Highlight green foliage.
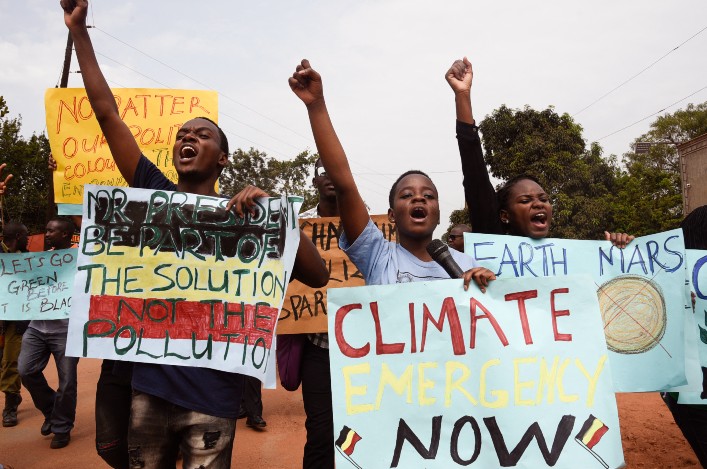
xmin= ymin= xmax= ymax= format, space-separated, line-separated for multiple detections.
xmin=219 ymin=148 xmax=319 ymax=211
xmin=477 ymin=105 xmax=617 ymax=239
xmin=0 ymin=98 xmax=51 ymax=233
xmin=611 ymin=102 xmax=707 ymax=236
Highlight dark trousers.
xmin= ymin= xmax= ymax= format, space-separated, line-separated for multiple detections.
xmin=664 ymin=393 xmax=707 ymax=467
xmin=128 ymin=391 xmax=236 ymax=469
xmin=96 ymin=360 xmax=133 ymax=469
xmin=241 ymin=375 xmax=263 ymax=418
xmin=301 ymin=340 xmax=333 ymax=469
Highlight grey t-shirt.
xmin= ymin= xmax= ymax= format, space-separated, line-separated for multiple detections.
xmin=340 ymin=219 xmax=478 ymax=286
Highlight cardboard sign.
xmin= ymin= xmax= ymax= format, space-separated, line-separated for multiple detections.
xmin=278 ymin=214 xmax=396 ymax=334
xmin=678 ymin=249 xmax=707 ymax=404
xmin=66 ymin=185 xmax=300 ymax=387
xmin=44 ymin=88 xmax=218 ymax=205
xmin=0 ymin=248 xmax=76 ymax=320
xmin=465 ymin=230 xmax=690 ymax=392
xmin=328 ymin=276 xmax=624 ymax=468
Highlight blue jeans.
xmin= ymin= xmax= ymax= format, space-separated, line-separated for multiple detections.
xmin=18 ymin=327 xmax=79 ymax=434
xmin=128 ymin=391 xmax=236 ymax=469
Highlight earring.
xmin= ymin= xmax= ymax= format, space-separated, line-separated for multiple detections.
xmin=502 ymin=219 xmax=509 ymax=224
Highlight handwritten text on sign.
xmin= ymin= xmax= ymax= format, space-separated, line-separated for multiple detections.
xmin=465 ymin=230 xmax=688 ymax=393
xmin=278 ymin=214 xmax=396 ymax=334
xmin=0 ymin=249 xmax=76 ymax=320
xmin=328 ymin=276 xmax=623 ymax=468
xmin=44 ymin=88 xmax=218 ymax=205
xmin=66 ymin=185 xmax=300 ymax=387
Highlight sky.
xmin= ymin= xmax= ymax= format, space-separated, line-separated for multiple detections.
xmin=1 ymin=0 xmax=706 ymax=235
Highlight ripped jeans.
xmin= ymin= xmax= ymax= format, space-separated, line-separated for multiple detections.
xmin=128 ymin=391 xmax=236 ymax=469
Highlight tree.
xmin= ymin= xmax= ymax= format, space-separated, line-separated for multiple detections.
xmin=0 ymin=97 xmax=52 ymax=233
xmin=476 ymin=105 xmax=618 ymax=240
xmin=611 ymin=102 xmax=707 ymax=236
xmin=219 ymin=148 xmax=319 ymax=210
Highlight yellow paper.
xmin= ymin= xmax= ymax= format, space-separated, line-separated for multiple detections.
xmin=44 ymin=88 xmax=218 ymax=204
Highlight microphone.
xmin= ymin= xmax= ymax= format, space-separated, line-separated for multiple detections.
xmin=426 ymin=239 xmax=464 ymax=279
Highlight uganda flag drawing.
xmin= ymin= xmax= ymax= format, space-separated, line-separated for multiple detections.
xmin=66 ymin=185 xmax=302 ymax=387
xmin=335 ymin=425 xmax=363 ymax=468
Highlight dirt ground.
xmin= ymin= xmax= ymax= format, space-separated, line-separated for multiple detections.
xmin=0 ymin=359 xmax=700 ymax=468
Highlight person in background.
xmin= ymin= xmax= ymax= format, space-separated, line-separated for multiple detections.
xmin=18 ymin=217 xmax=78 ymax=449
xmin=663 ymin=205 xmax=707 ymax=467
xmin=239 ymin=377 xmax=266 ymax=429
xmin=0 ymin=164 xmax=31 ymax=429
xmin=298 ymin=158 xmax=339 ymax=468
xmin=1 ymin=220 xmax=30 ymax=428
xmin=447 ymin=223 xmax=471 ymax=252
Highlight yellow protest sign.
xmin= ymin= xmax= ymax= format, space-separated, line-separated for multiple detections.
xmin=44 ymin=88 xmax=218 ymax=205
xmin=277 ymin=214 xmax=396 ymax=334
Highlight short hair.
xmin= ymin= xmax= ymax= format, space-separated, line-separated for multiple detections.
xmin=195 ymin=116 xmax=229 ymax=156
xmin=2 ymin=221 xmax=28 ymax=239
xmin=388 ymin=170 xmax=434 ymax=208
xmin=48 ymin=217 xmax=76 ymax=235
xmin=451 ymin=224 xmax=471 ymax=233
xmin=497 ymin=174 xmax=543 ymax=212
xmin=681 ymin=205 xmax=707 ymax=250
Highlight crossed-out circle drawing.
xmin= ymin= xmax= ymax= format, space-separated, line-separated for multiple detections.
xmin=597 ymin=275 xmax=667 ymax=354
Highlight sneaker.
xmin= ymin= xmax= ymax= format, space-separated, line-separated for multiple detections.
xmin=50 ymin=432 xmax=71 ymax=449
xmin=246 ymin=416 xmax=266 ymax=429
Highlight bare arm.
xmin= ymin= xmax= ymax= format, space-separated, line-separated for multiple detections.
xmin=288 ymin=60 xmax=370 ymax=243
xmin=291 ymin=234 xmax=329 ymax=287
xmin=61 ymin=0 xmax=141 ymax=184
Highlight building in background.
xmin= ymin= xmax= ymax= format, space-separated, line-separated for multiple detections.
xmin=678 ymin=132 xmax=707 ymax=215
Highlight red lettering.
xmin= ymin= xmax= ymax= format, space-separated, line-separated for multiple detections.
xmin=62 ymin=137 xmax=78 ymax=158
xmin=56 ymin=97 xmax=79 ymax=134
xmin=409 ymin=303 xmax=417 ymax=353
xmin=371 ymin=302 xmax=404 ymax=355
xmin=171 ymin=96 xmax=184 ymax=115
xmin=82 ymin=135 xmax=99 ymax=153
xmin=156 ymin=94 xmax=172 ymax=116
xmin=140 ymin=128 xmax=156 ymax=145
xmin=135 ymin=94 xmax=151 ymax=118
xmin=189 ymin=96 xmax=209 ymax=115
xmin=129 ymin=125 xmax=141 ymax=140
xmin=78 ymin=96 xmax=94 ymax=120
xmin=120 ymin=97 xmax=139 ymax=120
xmin=551 ymin=288 xmax=572 ymax=341
xmin=470 ymin=298 xmax=508 ymax=348
xmin=504 ymin=290 xmax=538 ymax=345
xmin=335 ymin=303 xmax=369 ymax=358
xmin=420 ymin=297 xmax=465 ymax=355
xmin=154 ymin=127 xmax=166 ymax=144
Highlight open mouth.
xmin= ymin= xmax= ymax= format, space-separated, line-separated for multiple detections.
xmin=411 ymin=206 xmax=427 ymax=221
xmin=531 ymin=212 xmax=547 ymax=227
xmin=180 ymin=144 xmax=197 ymax=160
